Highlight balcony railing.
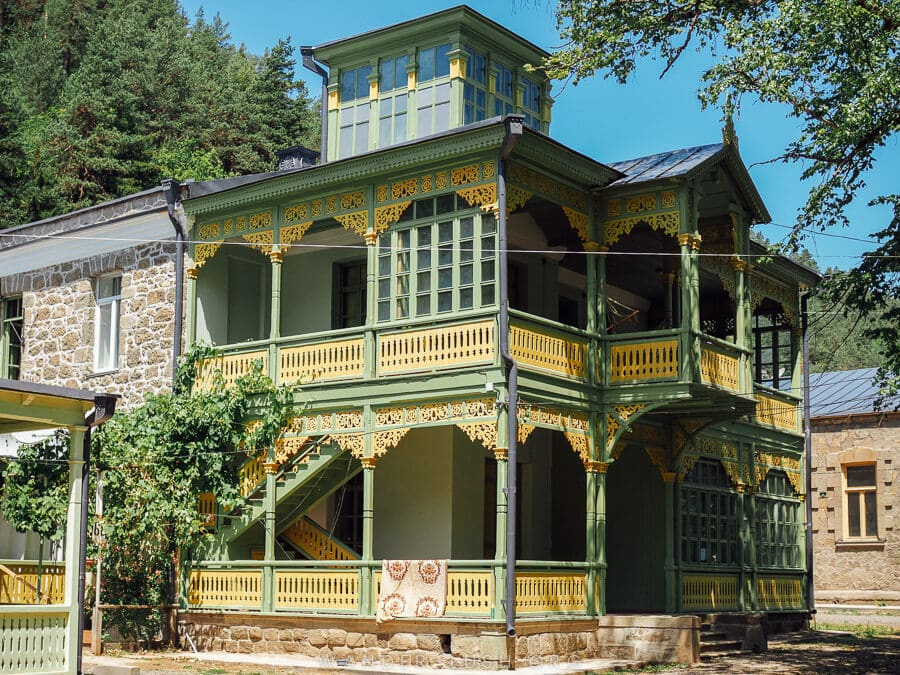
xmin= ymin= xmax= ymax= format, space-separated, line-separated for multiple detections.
xmin=186 ymin=559 xmax=592 ymax=619
xmin=699 ymin=337 xmax=741 ymax=392
xmin=607 ymin=329 xmax=680 ymax=384
xmin=754 ymin=385 xmax=801 ymax=432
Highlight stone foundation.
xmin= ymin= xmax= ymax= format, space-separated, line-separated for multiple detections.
xmin=179 ymin=612 xmax=700 ymax=669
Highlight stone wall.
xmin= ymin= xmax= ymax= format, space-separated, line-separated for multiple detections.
xmin=179 ymin=612 xmax=700 ymax=669
xmin=810 ymin=415 xmax=900 ymax=603
xmin=1 ymin=241 xmax=180 ymax=409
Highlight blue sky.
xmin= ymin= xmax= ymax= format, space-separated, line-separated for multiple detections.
xmin=179 ymin=0 xmax=897 ymax=271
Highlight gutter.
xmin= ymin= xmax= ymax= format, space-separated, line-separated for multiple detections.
xmin=162 ymin=179 xmax=187 ymax=385
xmin=498 ymin=115 xmax=524 ymax=639
xmin=300 ymin=48 xmax=329 ymax=164
xmin=801 ymin=291 xmax=815 ymax=617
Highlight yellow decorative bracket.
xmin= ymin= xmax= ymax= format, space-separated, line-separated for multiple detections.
xmin=562 ymin=207 xmax=590 ymax=242
xmin=373 ymin=428 xmax=410 ymax=457
xmin=335 ymin=211 xmax=369 ymax=239
xmin=605 ymin=212 xmax=681 ymax=247
xmin=456 ymin=182 xmax=498 ymax=214
xmin=189 ymin=241 xmax=224 ymax=278
xmin=279 ymin=221 xmax=313 ymax=249
xmin=507 ymin=185 xmax=532 ymax=214
xmin=374 ymin=201 xmax=412 ymax=235
xmin=457 ymin=422 xmax=498 ymax=450
xmin=335 ymin=434 xmax=365 ymax=459
xmin=242 ymin=231 xmax=275 ymax=255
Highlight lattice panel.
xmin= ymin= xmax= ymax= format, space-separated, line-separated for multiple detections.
xmin=379 ymin=320 xmax=494 ymax=374
xmin=756 ymin=576 xmax=803 ymax=611
xmin=279 ymin=339 xmax=364 ymax=384
xmin=609 ymin=340 xmax=679 ymax=382
xmin=275 ymin=571 xmax=359 ymax=612
xmin=0 ymin=565 xmax=65 ymax=605
xmin=509 ymin=324 xmax=587 ymax=380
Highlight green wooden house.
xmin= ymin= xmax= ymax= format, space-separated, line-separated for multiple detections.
xmin=178 ymin=6 xmax=817 ymax=664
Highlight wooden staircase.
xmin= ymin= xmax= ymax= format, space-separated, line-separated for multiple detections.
xmin=279 ymin=515 xmax=360 ymax=561
xmin=699 ymin=621 xmax=744 ymax=657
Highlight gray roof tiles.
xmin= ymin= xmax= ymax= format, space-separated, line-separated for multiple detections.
xmin=809 ymin=368 xmax=900 ymax=417
xmin=608 ymin=144 xmax=723 ymax=186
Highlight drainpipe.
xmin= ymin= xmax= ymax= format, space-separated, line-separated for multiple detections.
xmin=162 ymin=179 xmax=187 ymax=386
xmin=498 ymin=115 xmax=523 ymax=639
xmin=300 ymin=47 xmax=329 ymax=163
xmin=801 ymin=290 xmax=815 ymax=617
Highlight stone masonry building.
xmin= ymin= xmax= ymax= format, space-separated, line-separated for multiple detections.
xmin=809 ymin=368 xmax=900 ymax=605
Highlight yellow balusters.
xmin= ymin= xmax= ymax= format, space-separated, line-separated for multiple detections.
xmin=609 ymin=339 xmax=678 ymax=382
xmin=681 ymin=574 xmax=739 ymax=611
xmin=514 ymin=572 xmax=586 ymax=613
xmin=280 ymin=518 xmax=359 ymax=561
xmin=280 ymin=338 xmax=364 ymax=384
xmin=197 ymin=493 xmax=216 ymax=528
xmin=238 ymin=454 xmax=266 ymax=496
xmin=446 ymin=571 xmax=493 ymax=616
xmin=0 ymin=564 xmax=66 ymax=604
xmin=755 ymin=393 xmax=799 ymax=431
xmin=756 ymin=576 xmax=803 ymax=610
xmin=379 ymin=320 xmax=494 ymax=374
xmin=275 ymin=571 xmax=359 ymax=611
xmin=700 ymin=346 xmax=739 ymax=391
xmin=195 ymin=350 xmax=268 ymax=390
xmin=509 ymin=324 xmax=587 ymax=380
xmin=188 ymin=570 xmax=262 ymax=608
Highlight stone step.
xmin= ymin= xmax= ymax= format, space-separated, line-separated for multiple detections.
xmin=700 ymin=638 xmax=743 ymax=654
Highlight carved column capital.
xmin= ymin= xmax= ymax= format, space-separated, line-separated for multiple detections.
xmin=361 ymin=457 xmax=378 ymax=469
xmin=584 ymin=460 xmax=609 ymax=474
xmin=493 ymin=448 xmax=508 ymax=461
xmin=263 ymin=462 xmax=280 ymax=474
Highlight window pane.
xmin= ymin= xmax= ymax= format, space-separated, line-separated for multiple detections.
xmin=341 ymin=70 xmax=356 ymax=101
xmin=438 ymin=291 xmax=452 ymax=312
xmin=460 ymin=264 xmax=473 ymax=285
xmin=419 ymin=48 xmax=435 ymax=81
xmin=481 ymin=260 xmax=495 ymax=282
xmin=438 ymin=268 xmax=452 ymax=289
xmin=417 ymin=106 xmax=431 ymax=137
xmin=396 ymin=297 xmax=408 ymax=319
xmin=481 ymin=284 xmax=494 ymax=305
xmin=847 ymin=465 xmax=875 ymax=487
xmin=356 ymin=65 xmax=371 ymax=99
xmin=436 ymin=194 xmax=455 ymax=214
xmin=394 ymin=112 xmax=406 ymax=144
xmin=417 ymin=271 xmax=431 ymax=292
xmin=378 ymin=301 xmax=390 ymax=322
xmin=865 ymin=491 xmax=878 ymax=537
xmin=460 ymin=287 xmax=473 ymax=309
xmin=339 ymin=125 xmax=353 ymax=158
xmin=435 ymin=43 xmax=450 ymax=77
xmin=395 ymin=55 xmax=409 ymax=84
xmin=98 ymin=276 xmax=120 ymax=298
xmin=380 ymin=60 xmax=394 ymax=92
xmin=416 ymin=295 xmax=430 ymax=316
xmin=355 ymin=121 xmax=369 ymax=154
xmin=379 ymin=117 xmax=392 ymax=148
xmin=848 ymin=492 xmax=861 ymax=537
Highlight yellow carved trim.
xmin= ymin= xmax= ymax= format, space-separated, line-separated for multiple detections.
xmin=614 ymin=404 xmax=645 ymax=422
xmin=369 ymin=80 xmax=378 ymax=101
xmin=457 ymin=422 xmax=498 ymax=449
xmin=562 ymin=207 xmax=590 ymax=243
xmin=335 ymin=210 xmax=369 ymax=238
xmin=584 ymin=460 xmax=609 ymax=474
xmin=328 ymin=89 xmax=339 ymax=111
xmin=249 ymin=211 xmax=272 ymax=230
xmin=563 ymin=431 xmax=590 ymax=463
xmin=449 ymin=57 xmax=465 ymax=79
xmin=391 ymin=178 xmax=418 ymax=200
xmin=407 ymin=71 xmax=416 ymax=90
xmin=607 ymin=199 xmax=621 ymax=217
xmin=376 ymin=185 xmax=389 ymax=203
xmin=661 ymin=191 xmax=676 ymax=208
xmin=517 ymin=423 xmax=536 ymax=445
xmin=193 ymin=241 xmax=223 ymax=269
xmin=483 ymin=161 xmax=495 ymax=179
xmin=374 ymin=201 xmax=412 ymax=234
xmin=626 ymin=193 xmax=658 ymax=214
xmin=373 ymin=428 xmax=410 ymax=457
xmin=421 ymin=174 xmax=433 ymax=192
xmin=198 ymin=222 xmax=221 ymax=239
xmin=364 ymin=232 xmax=377 ymax=246
xmin=242 ymin=231 xmax=274 ymax=255
xmin=605 ymin=212 xmax=680 ymax=246
xmin=361 ymin=457 xmax=377 ymax=469
xmin=340 ymin=190 xmax=366 ymax=210
xmin=507 ymin=185 xmax=532 ymax=214
xmin=451 ymin=164 xmax=479 ymax=186
xmin=268 ymin=249 xmax=284 ymax=264
xmin=335 ymin=434 xmax=365 ymax=459
xmin=187 ymin=267 xmax=199 ymax=280
xmin=284 ymin=203 xmax=309 ymax=222
xmin=279 ymin=221 xmax=313 ymax=248
xmin=493 ymin=448 xmax=508 ymax=461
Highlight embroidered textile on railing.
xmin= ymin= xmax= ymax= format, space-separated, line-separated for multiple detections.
xmin=375 ymin=559 xmax=447 ymax=623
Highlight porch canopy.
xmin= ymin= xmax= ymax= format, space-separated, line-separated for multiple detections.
xmin=0 ymin=379 xmax=116 ymax=675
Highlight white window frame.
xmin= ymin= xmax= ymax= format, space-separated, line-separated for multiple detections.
xmin=94 ymin=274 xmax=121 ymax=372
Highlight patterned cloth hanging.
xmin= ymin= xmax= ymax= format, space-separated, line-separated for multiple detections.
xmin=375 ymin=559 xmax=448 ymax=623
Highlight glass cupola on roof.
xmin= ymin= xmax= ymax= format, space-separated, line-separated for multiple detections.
xmin=313 ymin=5 xmax=553 ymax=161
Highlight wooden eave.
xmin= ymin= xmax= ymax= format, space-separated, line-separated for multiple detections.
xmin=686 ymin=143 xmax=771 ymax=224
xmin=0 ymin=379 xmax=114 ymax=432
xmin=749 ymin=241 xmax=822 ymax=289
xmin=512 ymin=129 xmax=624 ymax=190
xmin=313 ymin=5 xmax=549 ymax=68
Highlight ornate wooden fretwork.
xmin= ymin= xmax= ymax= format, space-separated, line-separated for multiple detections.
xmin=457 ymin=423 xmax=497 ymax=449
xmin=584 ymin=460 xmax=609 ymax=474
xmin=614 ymin=404 xmax=644 ymax=422
xmin=562 ymin=207 xmax=590 ymax=242
xmin=376 ymin=185 xmax=389 ymax=203
xmin=507 ymin=185 xmax=532 ymax=214
xmin=456 ymin=183 xmax=498 ymax=213
xmin=517 ymin=405 xmax=588 ymax=433
xmin=612 ymin=423 xmax=667 ymax=460
xmin=661 ymin=191 xmax=676 ymax=208
xmin=374 ymin=201 xmax=412 ymax=234
xmin=286 ymin=411 xmax=364 ymax=435
xmin=605 ymin=212 xmax=681 ymax=246
xmin=507 ymin=162 xmax=588 ymax=212
xmin=373 ymin=399 xmax=496 ymax=430
xmin=692 ymin=437 xmax=749 ymax=487
xmin=335 ymin=434 xmax=365 ymax=459
xmin=340 ymin=190 xmax=366 ymax=210
xmin=249 ymin=211 xmax=272 ymax=230
xmin=482 ymin=160 xmax=496 ymax=179
xmin=421 ymin=174 xmax=433 ymax=192
xmin=564 ymin=431 xmax=590 ymax=464
xmin=274 ymin=436 xmax=311 ymax=464
xmin=198 ymin=222 xmax=221 ymax=239
xmin=493 ymin=448 xmax=508 ymax=461
xmin=755 ymin=452 xmax=803 ymax=495
xmin=374 ymin=428 xmax=410 ymax=457
xmin=242 ymin=231 xmax=274 ymax=255
xmin=192 ymin=242 xmax=223 ymax=274
xmin=606 ymin=416 xmax=619 ymax=445
xmin=517 ymin=423 xmax=535 ymax=445
xmin=435 ymin=172 xmax=448 ymax=189
xmin=751 ymin=276 xmax=799 ymax=327
xmin=284 ymin=203 xmax=309 ymax=222
xmin=677 ymin=233 xmax=702 ymax=251
xmin=626 ymin=193 xmax=658 ymax=214
xmin=450 ymin=164 xmax=479 ymax=186
xmin=391 ymin=178 xmax=418 ymax=200
xmin=279 ymin=221 xmax=313 ymax=248
xmin=335 ymin=211 xmax=369 ymax=238
xmin=360 ymin=456 xmax=378 ymax=469
xmin=607 ymin=199 xmax=621 ymax=217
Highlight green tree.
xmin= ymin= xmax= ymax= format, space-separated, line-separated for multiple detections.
xmin=544 ymin=0 xmax=900 ymax=401
xmin=1 ymin=430 xmax=69 ymax=542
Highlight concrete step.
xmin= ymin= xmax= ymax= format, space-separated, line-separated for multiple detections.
xmin=700 ymin=638 xmax=744 ymax=654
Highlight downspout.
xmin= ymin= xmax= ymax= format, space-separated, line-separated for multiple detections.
xmin=801 ymin=290 xmax=815 ymax=617
xmin=162 ymin=178 xmax=186 ymax=386
xmin=76 ymin=395 xmax=117 ymax=675
xmin=300 ymin=47 xmax=329 ymax=163
xmin=499 ymin=115 xmax=523 ymax=639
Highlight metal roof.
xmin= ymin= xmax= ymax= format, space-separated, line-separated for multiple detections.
xmin=608 ymin=144 xmax=723 ymax=185
xmin=809 ymin=368 xmax=900 ymax=417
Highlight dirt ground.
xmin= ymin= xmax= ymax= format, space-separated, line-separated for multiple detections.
xmin=84 ymin=610 xmax=900 ymax=675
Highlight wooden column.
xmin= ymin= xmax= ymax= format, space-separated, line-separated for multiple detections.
xmin=360 ymin=450 xmax=377 ymax=616
xmin=662 ymin=471 xmax=677 ymax=614
xmin=268 ymin=249 xmax=283 ymax=383
xmin=493 ymin=447 xmax=508 ymax=621
xmin=594 ymin=462 xmax=608 ymax=615
xmin=262 ymin=455 xmax=279 ymax=613
xmin=64 ymin=426 xmax=87 ymax=671
xmin=185 ymin=269 xmax=198 ymax=348
xmin=363 ymin=228 xmax=378 ymax=379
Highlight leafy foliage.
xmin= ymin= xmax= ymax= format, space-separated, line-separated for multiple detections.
xmin=544 ymin=0 xmax=900 ymax=402
xmin=0 ymin=0 xmax=319 ymax=226
xmin=94 ymin=344 xmax=294 ymax=624
xmin=1 ymin=430 xmax=70 ymax=541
